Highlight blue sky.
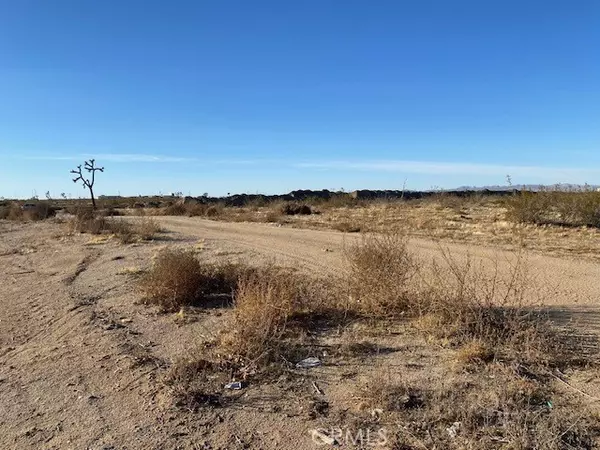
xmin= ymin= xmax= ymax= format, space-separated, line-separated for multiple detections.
xmin=1 ymin=0 xmax=599 ymax=198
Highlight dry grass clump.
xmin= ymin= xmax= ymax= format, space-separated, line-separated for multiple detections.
xmin=218 ymin=266 xmax=304 ymax=363
xmin=277 ymin=201 xmax=313 ymax=215
xmin=332 ymin=221 xmax=362 ymax=233
xmin=344 ymin=232 xmax=581 ymax=369
xmin=455 ymin=340 xmax=495 ymax=366
xmin=378 ymin=365 xmax=600 ymax=449
xmin=310 ymin=194 xmax=360 ymax=209
xmin=265 ymin=210 xmax=283 ymax=223
xmin=68 ymin=208 xmax=161 ymax=243
xmin=67 ymin=208 xmax=104 ymax=233
xmin=161 ymin=202 xmax=224 ymax=218
xmin=139 ymin=249 xmax=244 ymax=311
xmin=344 ymin=233 xmax=418 ymax=317
xmin=0 ymin=202 xmax=56 ymax=221
xmin=0 ymin=203 xmax=23 ymax=220
xmin=354 ymin=369 xmax=423 ymax=412
xmin=507 ymin=188 xmax=600 ymax=228
xmin=162 ymin=203 xmax=187 ymax=216
xmin=217 ymin=265 xmax=347 ymax=370
xmin=140 ymin=249 xmax=208 ymax=311
xmin=134 ymin=217 xmax=163 ymax=240
xmin=341 ymin=231 xmax=600 ymax=447
xmin=415 ymin=251 xmax=568 ymax=367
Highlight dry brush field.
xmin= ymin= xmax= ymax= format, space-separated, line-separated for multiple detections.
xmin=1 ymin=197 xmax=600 ymax=449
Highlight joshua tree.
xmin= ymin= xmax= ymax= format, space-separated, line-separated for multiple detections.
xmin=70 ymin=159 xmax=104 ymax=209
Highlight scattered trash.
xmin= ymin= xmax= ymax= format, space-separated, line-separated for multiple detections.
xmin=446 ymin=421 xmax=461 ymax=438
xmin=310 ymin=429 xmax=337 ymax=446
xmin=296 ymin=357 xmax=322 ymax=369
xmin=104 ymin=321 xmax=124 ymax=331
xmin=312 ymin=381 xmax=325 ymax=395
xmin=224 ymin=381 xmax=245 ymax=390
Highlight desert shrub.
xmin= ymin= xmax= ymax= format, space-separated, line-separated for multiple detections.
xmin=344 ymin=233 xmax=418 ymax=316
xmin=218 ymin=265 xmax=343 ymax=366
xmin=68 ymin=208 xmax=159 ymax=243
xmin=344 ymin=233 xmax=577 ymax=367
xmin=162 ymin=202 xmax=224 ymax=218
xmin=67 ymin=207 xmax=101 ymax=233
xmin=25 ymin=202 xmax=56 ymax=220
xmin=100 ymin=206 xmax=123 ymax=216
xmin=245 ymin=197 xmax=270 ymax=209
xmin=310 ymin=194 xmax=359 ymax=208
xmin=0 ymin=202 xmax=55 ymax=221
xmin=139 ymin=249 xmax=245 ymax=311
xmin=185 ymin=203 xmax=209 ymax=216
xmin=505 ymin=190 xmax=555 ymax=225
xmin=134 ymin=217 xmax=162 ymax=240
xmin=278 ymin=202 xmax=312 ymax=215
xmin=414 ymin=250 xmax=564 ymax=366
xmin=106 ymin=219 xmax=138 ymax=243
xmin=507 ymin=188 xmax=600 ymax=228
xmin=265 ymin=210 xmax=282 ymax=223
xmin=382 ymin=365 xmax=600 ymax=449
xmin=163 ymin=203 xmax=188 ymax=216
xmin=140 ymin=249 xmax=205 ymax=311
xmin=219 ymin=266 xmax=302 ymax=361
xmin=332 ymin=221 xmax=362 ymax=233
xmin=205 ymin=204 xmax=223 ymax=217
xmin=0 ymin=203 xmax=21 ymax=220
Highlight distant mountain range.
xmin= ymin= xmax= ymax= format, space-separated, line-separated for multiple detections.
xmin=450 ymin=184 xmax=600 ymax=192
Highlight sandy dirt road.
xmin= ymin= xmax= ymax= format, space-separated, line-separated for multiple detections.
xmin=155 ymin=216 xmax=600 ymax=306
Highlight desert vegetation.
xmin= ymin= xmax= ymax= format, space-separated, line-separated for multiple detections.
xmin=70 ymin=159 xmax=104 ymax=209
xmin=65 ymin=188 xmax=592 ymax=260
xmin=506 ymin=187 xmax=600 ymax=228
xmin=3 ymin=183 xmax=600 ymax=448
xmin=2 ymin=198 xmax=600 ymax=449
xmin=0 ymin=201 xmax=56 ymax=221
xmin=5 ymin=188 xmax=600 ymax=259
xmin=66 ymin=207 xmax=162 ymax=243
xmin=134 ymin=231 xmax=600 ymax=449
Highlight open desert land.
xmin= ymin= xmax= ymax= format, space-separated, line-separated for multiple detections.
xmin=1 ymin=199 xmax=600 ymax=450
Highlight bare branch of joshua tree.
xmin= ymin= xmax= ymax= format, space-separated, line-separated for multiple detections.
xmin=70 ymin=159 xmax=104 ymax=209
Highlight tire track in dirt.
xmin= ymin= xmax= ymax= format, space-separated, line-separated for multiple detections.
xmin=0 ymin=228 xmax=170 ymax=449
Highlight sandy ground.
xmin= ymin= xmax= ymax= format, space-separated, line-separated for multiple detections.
xmin=155 ymin=217 xmax=600 ymax=322
xmin=1 ymin=218 xmax=599 ymax=449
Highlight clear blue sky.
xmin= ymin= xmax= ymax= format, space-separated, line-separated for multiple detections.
xmin=1 ymin=0 xmax=599 ymax=198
